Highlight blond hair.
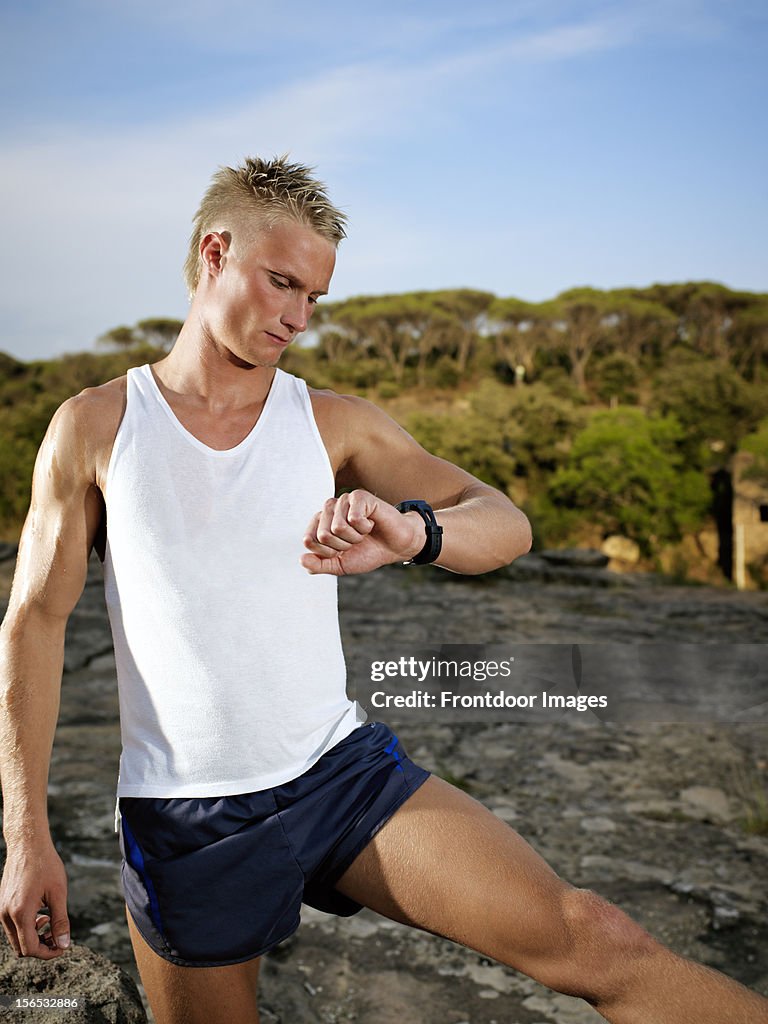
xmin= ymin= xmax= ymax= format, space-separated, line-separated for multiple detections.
xmin=183 ymin=155 xmax=347 ymax=298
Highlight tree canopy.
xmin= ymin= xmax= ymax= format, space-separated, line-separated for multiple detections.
xmin=2 ymin=280 xmax=767 ymax=582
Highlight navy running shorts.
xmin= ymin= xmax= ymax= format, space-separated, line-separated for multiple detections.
xmin=117 ymin=721 xmax=430 ymax=967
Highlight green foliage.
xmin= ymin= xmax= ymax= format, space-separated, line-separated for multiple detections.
xmin=406 ymin=405 xmax=518 ymax=494
xmin=652 ymin=357 xmax=767 ymax=466
xmin=2 ymin=280 xmax=766 ymax=576
xmin=591 ymin=353 xmax=640 ymax=405
xmin=0 ymin=348 xmax=162 ymax=530
xmin=548 ymin=408 xmax=711 ymax=554
xmin=426 ymin=355 xmax=462 ymax=389
xmin=741 ymin=418 xmax=768 ymax=485
xmin=474 ymin=380 xmax=585 ymax=481
xmin=376 ymin=381 xmax=402 ymax=400
xmin=404 ymin=380 xmax=582 ymax=496
xmin=534 ymin=367 xmax=587 ymax=404
xmin=525 ymin=492 xmax=585 ymax=550
xmin=731 ymin=762 xmax=768 ymax=836
xmin=98 ymin=318 xmax=183 ymax=351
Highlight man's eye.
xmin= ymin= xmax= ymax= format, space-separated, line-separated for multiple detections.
xmin=270 ymin=276 xmax=289 ymax=289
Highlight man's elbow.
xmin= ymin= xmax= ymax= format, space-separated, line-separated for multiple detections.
xmin=471 ymin=507 xmax=531 ymax=574
xmin=502 ymin=506 xmax=533 ymax=566
xmin=517 ymin=511 xmax=534 ymax=557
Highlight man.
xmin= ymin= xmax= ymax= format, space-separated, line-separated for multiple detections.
xmin=0 ymin=156 xmax=766 ymax=1024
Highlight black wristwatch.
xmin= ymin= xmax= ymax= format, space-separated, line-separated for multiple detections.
xmin=395 ymin=499 xmax=443 ymax=565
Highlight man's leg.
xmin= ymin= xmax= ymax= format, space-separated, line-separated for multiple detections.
xmin=335 ymin=775 xmax=768 ymax=1024
xmin=126 ymin=908 xmax=261 ymax=1024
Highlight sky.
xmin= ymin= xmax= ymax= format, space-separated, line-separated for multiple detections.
xmin=0 ymin=0 xmax=766 ymax=360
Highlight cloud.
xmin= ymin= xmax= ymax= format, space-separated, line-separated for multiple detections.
xmin=0 ymin=3 xmax=756 ymax=358
xmin=0 ymin=56 xmax=435 ymax=356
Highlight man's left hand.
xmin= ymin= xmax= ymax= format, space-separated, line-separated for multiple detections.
xmin=300 ymin=490 xmax=425 ymax=576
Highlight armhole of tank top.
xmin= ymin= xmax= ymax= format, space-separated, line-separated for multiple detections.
xmin=103 ymin=367 xmax=137 ymax=505
xmin=299 ymin=379 xmax=336 ymax=494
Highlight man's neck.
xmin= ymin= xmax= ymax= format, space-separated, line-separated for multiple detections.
xmin=153 ymin=315 xmax=277 ymax=411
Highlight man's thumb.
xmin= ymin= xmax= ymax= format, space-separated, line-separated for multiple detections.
xmin=49 ymin=902 xmax=71 ymax=949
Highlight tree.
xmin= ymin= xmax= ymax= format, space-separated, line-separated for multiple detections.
xmin=485 ymin=297 xmax=550 ymax=381
xmin=590 ymin=353 xmax=640 ymax=406
xmin=652 ymin=357 xmax=767 ymax=468
xmin=404 ymin=379 xmax=583 ymax=496
xmin=406 ymin=402 xmax=518 ymax=494
xmin=741 ymin=418 xmax=768 ymax=487
xmin=548 ymin=408 xmax=711 ymax=555
xmin=605 ymin=291 xmax=678 ymax=369
xmin=323 ymin=295 xmax=411 ymax=382
xmin=545 ymin=288 xmax=622 ymax=394
xmin=729 ymin=295 xmax=768 ymax=382
xmin=97 ymin=317 xmax=183 ymax=352
xmin=638 ymin=282 xmax=754 ymax=363
xmin=420 ymin=289 xmax=494 ymax=374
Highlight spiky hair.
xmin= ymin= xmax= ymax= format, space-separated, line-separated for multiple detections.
xmin=183 ymin=155 xmax=347 ymax=298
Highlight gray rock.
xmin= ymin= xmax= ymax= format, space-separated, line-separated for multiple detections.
xmin=580 ymin=816 xmax=617 ymax=833
xmin=679 ymin=786 xmax=734 ymax=824
xmin=0 ymin=942 xmax=147 ymax=1023
xmin=500 ymin=554 xmax=626 ymax=587
xmin=538 ymin=548 xmax=610 ymax=569
xmin=2 ymin=547 xmax=768 ymax=1019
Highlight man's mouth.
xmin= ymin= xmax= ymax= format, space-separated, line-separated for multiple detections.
xmin=265 ymin=331 xmax=291 ymax=346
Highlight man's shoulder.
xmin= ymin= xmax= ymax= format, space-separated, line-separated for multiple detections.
xmin=51 ymin=374 xmax=128 ymax=464
xmin=306 ymin=386 xmax=415 ymax=484
xmin=61 ymin=373 xmax=126 ymax=428
xmin=307 ymin=385 xmax=387 ymax=428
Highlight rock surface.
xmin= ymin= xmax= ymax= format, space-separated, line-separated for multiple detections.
xmin=0 ymin=942 xmax=146 ymax=1022
xmin=1 ymin=551 xmax=767 ymax=1023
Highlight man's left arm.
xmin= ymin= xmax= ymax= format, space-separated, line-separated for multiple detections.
xmin=302 ymin=394 xmax=532 ymax=576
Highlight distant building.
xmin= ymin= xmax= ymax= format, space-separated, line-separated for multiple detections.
xmin=731 ymin=451 xmax=768 ymax=589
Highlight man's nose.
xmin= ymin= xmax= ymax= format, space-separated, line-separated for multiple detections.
xmin=281 ymin=294 xmax=309 ymax=335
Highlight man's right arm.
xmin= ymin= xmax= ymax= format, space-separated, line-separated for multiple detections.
xmin=0 ymin=394 xmax=105 ymax=959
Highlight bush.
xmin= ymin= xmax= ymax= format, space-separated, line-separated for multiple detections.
xmin=592 ymin=353 xmax=640 ymax=405
xmin=548 ymin=407 xmax=711 ymax=555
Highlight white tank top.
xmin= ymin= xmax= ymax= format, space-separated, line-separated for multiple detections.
xmin=104 ymin=364 xmax=364 ymax=798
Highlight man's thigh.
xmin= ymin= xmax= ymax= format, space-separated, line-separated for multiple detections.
xmin=126 ymin=907 xmax=261 ymax=1024
xmin=334 ymin=774 xmax=573 ymax=973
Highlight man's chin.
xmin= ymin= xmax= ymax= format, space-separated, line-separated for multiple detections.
xmin=225 ymin=348 xmax=283 ymax=370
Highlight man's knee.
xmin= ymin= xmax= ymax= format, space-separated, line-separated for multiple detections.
xmin=536 ymin=886 xmax=659 ymax=1004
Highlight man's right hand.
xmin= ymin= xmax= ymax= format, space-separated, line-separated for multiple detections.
xmin=0 ymin=839 xmax=71 ymax=958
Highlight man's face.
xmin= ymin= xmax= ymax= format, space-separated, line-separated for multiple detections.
xmin=204 ymin=216 xmax=336 ymax=368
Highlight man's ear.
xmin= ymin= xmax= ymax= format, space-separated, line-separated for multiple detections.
xmin=199 ymin=231 xmax=232 ymax=277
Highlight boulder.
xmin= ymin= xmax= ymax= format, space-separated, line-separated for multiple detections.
xmin=0 ymin=942 xmax=147 ymax=1023
xmin=538 ymin=548 xmax=610 ymax=568
xmin=601 ymin=534 xmax=641 ymax=565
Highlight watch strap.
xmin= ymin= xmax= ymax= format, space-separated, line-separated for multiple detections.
xmin=395 ymin=499 xmax=443 ymax=565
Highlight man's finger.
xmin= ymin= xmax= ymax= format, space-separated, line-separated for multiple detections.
xmin=35 ymin=913 xmax=56 ymax=949
xmin=346 ymin=491 xmax=377 ymax=534
xmin=317 ymin=496 xmax=359 ymax=548
xmin=303 ymin=531 xmax=352 ymax=557
xmin=307 ymin=509 xmax=357 ymax=552
xmin=334 ymin=498 xmax=374 ymax=538
xmin=315 ymin=524 xmax=355 ymax=551
xmin=47 ymin=892 xmax=71 ymax=951
xmin=299 ymin=553 xmax=345 ymax=576
xmin=18 ymin=915 xmax=62 ymax=959
xmin=303 ymin=511 xmax=343 ymax=553
xmin=1 ymin=912 xmax=21 ymax=957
